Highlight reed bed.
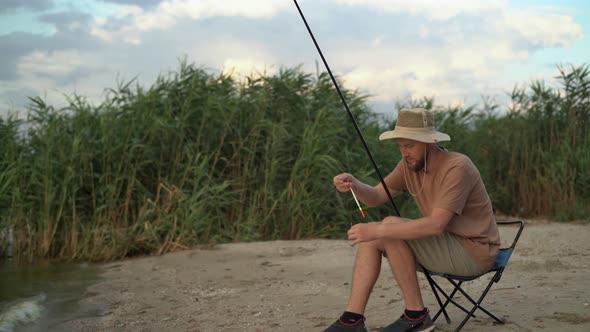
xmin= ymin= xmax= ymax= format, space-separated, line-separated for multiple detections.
xmin=0 ymin=62 xmax=588 ymax=261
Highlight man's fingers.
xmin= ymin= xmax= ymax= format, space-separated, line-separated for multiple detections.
xmin=334 ymin=180 xmax=349 ymax=191
xmin=347 ymin=230 xmax=356 ymax=241
xmin=335 ymin=180 xmax=351 ymax=186
xmin=334 ymin=174 xmax=352 ymax=186
xmin=348 ymin=227 xmax=361 ymax=246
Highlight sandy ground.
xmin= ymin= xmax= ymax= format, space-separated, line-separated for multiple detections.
xmin=60 ymin=220 xmax=590 ymax=332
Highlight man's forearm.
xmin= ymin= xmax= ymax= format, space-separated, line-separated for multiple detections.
xmin=378 ymin=216 xmax=446 ymax=240
xmin=351 ymin=179 xmax=387 ymax=207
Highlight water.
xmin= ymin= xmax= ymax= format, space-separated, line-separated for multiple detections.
xmin=0 ymin=259 xmax=104 ymax=332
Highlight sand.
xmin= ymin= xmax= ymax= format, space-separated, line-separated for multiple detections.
xmin=61 ymin=220 xmax=590 ymax=331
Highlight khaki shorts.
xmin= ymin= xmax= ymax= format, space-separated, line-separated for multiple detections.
xmin=405 ymin=232 xmax=485 ymax=276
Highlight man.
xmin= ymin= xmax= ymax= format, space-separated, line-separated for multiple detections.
xmin=325 ymin=108 xmax=500 ymax=332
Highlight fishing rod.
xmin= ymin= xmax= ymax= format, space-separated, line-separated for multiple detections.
xmin=293 ymin=0 xmax=400 ymax=217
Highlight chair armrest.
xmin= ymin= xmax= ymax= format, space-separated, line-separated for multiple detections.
xmin=496 ymin=220 xmax=525 ymax=250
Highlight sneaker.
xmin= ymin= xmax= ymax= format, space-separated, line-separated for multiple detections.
xmin=323 ymin=318 xmax=368 ymax=332
xmin=381 ymin=311 xmax=434 ymax=332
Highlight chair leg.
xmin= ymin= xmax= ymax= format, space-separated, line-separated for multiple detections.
xmin=449 ymin=278 xmax=505 ymax=332
xmin=430 ymin=279 xmax=476 ymax=319
xmin=424 ymin=271 xmax=451 ymax=324
xmin=425 ymin=272 xmax=478 ymax=325
xmin=437 ymin=281 xmax=471 ymax=317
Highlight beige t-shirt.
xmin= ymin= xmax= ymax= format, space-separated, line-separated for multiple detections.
xmin=384 ymin=149 xmax=500 ymax=269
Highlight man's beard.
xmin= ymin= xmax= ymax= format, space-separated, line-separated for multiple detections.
xmin=406 ymin=157 xmax=426 ymax=172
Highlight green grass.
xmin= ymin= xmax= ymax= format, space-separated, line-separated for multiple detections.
xmin=1 ymin=62 xmax=588 ymax=261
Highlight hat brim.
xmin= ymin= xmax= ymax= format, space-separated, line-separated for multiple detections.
xmin=379 ymin=130 xmax=451 ymax=143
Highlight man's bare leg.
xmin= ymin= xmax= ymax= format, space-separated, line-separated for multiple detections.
xmin=382 ymin=239 xmax=424 ymax=310
xmin=345 ymin=240 xmax=383 ymax=314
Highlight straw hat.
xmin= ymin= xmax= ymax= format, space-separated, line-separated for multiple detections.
xmin=379 ymin=108 xmax=451 ymax=143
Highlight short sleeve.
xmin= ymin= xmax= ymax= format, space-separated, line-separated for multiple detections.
xmin=433 ymin=163 xmax=475 ymax=215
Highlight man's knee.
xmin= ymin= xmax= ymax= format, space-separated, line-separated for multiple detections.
xmin=381 ymin=239 xmax=414 ymax=258
xmin=358 ymin=238 xmax=387 ymax=252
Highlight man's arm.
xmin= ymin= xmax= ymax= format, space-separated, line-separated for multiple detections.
xmin=333 ymin=173 xmax=400 ymax=207
xmin=352 ymin=180 xmax=400 ymax=207
xmin=347 ymin=208 xmax=454 ymax=245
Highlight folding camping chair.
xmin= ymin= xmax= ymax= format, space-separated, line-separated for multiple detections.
xmin=422 ymin=220 xmax=525 ymax=332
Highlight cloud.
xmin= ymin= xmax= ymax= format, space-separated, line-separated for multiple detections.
xmin=198 ymin=38 xmax=279 ymax=77
xmin=111 ymin=0 xmax=291 ymax=35
xmin=97 ymin=0 xmax=161 ymax=9
xmin=92 ymin=0 xmax=290 ymax=45
xmin=499 ymin=10 xmax=583 ymax=47
xmin=0 ymin=2 xmax=300 ymax=112
xmin=7 ymin=47 xmax=115 ymax=113
xmin=0 ymin=32 xmax=46 ymax=80
xmin=0 ymin=83 xmax=39 ymax=115
xmin=0 ymin=8 xmax=104 ymax=81
xmin=317 ymin=1 xmax=583 ymax=106
xmin=39 ymin=10 xmax=93 ymax=32
xmin=18 ymin=50 xmax=86 ymax=80
xmin=0 ymin=0 xmax=585 ymax=116
xmin=334 ymin=0 xmax=506 ymax=21
xmin=0 ymin=0 xmax=54 ymax=14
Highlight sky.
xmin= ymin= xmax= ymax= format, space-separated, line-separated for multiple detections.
xmin=1 ymin=0 xmax=588 ymax=117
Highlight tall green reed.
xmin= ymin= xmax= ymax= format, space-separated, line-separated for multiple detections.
xmin=2 ymin=62 xmax=588 ymax=262
xmin=3 ymin=63 xmax=380 ymax=261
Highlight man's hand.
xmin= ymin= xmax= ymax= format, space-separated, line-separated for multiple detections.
xmin=347 ymin=222 xmax=381 ymax=246
xmin=333 ymin=173 xmax=355 ymax=192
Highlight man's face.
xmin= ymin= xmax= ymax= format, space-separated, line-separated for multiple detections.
xmin=396 ymin=138 xmax=426 ymax=172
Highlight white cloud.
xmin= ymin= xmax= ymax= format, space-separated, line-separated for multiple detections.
xmin=2 ymin=0 xmax=586 ymax=116
xmin=128 ymin=0 xmax=290 ymax=32
xmin=340 ymin=50 xmax=467 ymax=104
xmin=13 ymin=50 xmax=110 ymax=109
xmin=500 ymin=10 xmax=583 ymax=47
xmin=90 ymin=4 xmax=145 ymax=42
xmin=89 ymin=0 xmax=291 ymax=45
xmin=18 ymin=50 xmax=85 ymax=76
xmin=90 ymin=17 xmax=112 ymax=42
xmin=334 ymin=0 xmax=506 ymax=21
xmin=221 ymin=58 xmax=277 ymax=78
xmin=124 ymin=36 xmax=142 ymax=45
xmin=188 ymin=38 xmax=279 ymax=78
xmin=320 ymin=1 xmax=583 ymax=106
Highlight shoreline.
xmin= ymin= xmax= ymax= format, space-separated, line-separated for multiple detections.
xmin=59 ymin=221 xmax=590 ymax=331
